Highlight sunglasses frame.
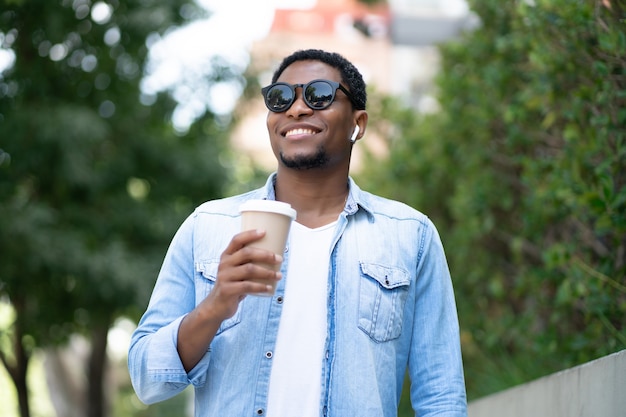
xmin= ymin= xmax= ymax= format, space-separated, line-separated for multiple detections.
xmin=261 ymin=79 xmax=355 ymax=113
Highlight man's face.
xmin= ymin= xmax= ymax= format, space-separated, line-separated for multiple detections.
xmin=266 ymin=60 xmax=358 ymax=171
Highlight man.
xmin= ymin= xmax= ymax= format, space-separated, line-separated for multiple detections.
xmin=128 ymin=49 xmax=467 ymax=417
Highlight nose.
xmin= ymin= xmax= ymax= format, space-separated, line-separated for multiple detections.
xmin=285 ymin=87 xmax=313 ymax=117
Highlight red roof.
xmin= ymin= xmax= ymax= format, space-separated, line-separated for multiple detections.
xmin=271 ymin=0 xmax=390 ymax=35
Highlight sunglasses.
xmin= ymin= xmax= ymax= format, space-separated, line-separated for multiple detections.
xmin=261 ymin=79 xmax=355 ymax=113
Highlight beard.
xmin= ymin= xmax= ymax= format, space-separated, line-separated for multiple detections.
xmin=280 ymin=145 xmax=329 ymax=170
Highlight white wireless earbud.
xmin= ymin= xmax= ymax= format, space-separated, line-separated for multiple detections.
xmin=350 ymin=125 xmax=360 ymax=143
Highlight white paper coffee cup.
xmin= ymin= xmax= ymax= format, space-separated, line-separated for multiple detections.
xmin=239 ymin=200 xmax=296 ymax=295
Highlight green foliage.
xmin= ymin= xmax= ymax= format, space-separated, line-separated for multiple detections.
xmin=0 ymin=0 xmax=235 ymax=415
xmin=361 ymin=0 xmax=626 ymax=401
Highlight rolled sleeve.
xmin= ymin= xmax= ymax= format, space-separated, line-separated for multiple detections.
xmin=128 ymin=212 xmax=211 ymax=404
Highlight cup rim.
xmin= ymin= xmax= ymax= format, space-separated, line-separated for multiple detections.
xmin=239 ymin=199 xmax=297 ymax=220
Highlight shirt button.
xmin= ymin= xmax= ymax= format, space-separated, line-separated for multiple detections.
xmin=276 ymin=296 xmax=283 ymax=304
xmin=256 ymin=408 xmax=264 ymax=415
xmin=265 ymin=351 xmax=273 ymax=359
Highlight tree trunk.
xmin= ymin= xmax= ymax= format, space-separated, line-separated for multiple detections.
xmin=0 ymin=299 xmax=32 ymax=417
xmin=87 ymin=322 xmax=110 ymax=417
xmin=14 ymin=343 xmax=30 ymax=417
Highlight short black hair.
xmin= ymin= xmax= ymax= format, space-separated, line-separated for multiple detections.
xmin=271 ymin=49 xmax=367 ymax=110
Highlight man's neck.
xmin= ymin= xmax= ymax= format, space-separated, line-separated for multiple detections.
xmin=274 ymin=170 xmax=349 ymax=229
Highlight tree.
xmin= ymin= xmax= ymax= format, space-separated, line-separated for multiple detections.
xmin=360 ymin=0 xmax=625 ymax=401
xmin=0 ymin=1 xmax=235 ymax=416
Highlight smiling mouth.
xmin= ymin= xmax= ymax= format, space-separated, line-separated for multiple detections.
xmin=284 ymin=128 xmax=318 ymax=138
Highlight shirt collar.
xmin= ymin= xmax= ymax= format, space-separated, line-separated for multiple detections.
xmin=261 ymin=172 xmax=374 ymax=220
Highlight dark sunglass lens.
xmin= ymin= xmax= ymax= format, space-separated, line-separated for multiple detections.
xmin=265 ymin=84 xmax=294 ymax=111
xmin=305 ymin=81 xmax=334 ymax=109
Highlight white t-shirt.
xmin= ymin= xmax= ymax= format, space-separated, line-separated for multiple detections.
xmin=266 ymin=220 xmax=336 ymax=417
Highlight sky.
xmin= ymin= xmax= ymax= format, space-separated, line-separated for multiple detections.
xmin=142 ymin=0 xmax=316 ymax=131
xmin=141 ymin=1 xmax=272 ymax=129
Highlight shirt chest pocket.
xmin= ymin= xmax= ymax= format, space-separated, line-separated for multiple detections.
xmin=195 ymin=261 xmax=242 ymax=335
xmin=358 ymin=262 xmax=410 ymax=342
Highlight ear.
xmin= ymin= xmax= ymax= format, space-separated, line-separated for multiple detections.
xmin=349 ymin=111 xmax=368 ymax=144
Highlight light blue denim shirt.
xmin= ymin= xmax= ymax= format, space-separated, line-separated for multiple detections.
xmin=128 ymin=174 xmax=467 ymax=417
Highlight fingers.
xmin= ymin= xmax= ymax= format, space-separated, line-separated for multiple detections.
xmin=221 ymin=229 xmax=283 ymax=273
xmin=223 ymin=229 xmax=266 ymax=255
xmin=193 ymin=230 xmax=285 ymax=326
xmin=203 ymin=258 xmax=281 ymax=321
xmin=218 ymin=270 xmax=279 ymax=296
xmin=213 ymin=230 xmax=284 ymax=301
xmin=226 ymin=261 xmax=282 ymax=287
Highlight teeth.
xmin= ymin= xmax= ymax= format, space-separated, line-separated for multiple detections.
xmin=285 ymin=128 xmax=316 ymax=137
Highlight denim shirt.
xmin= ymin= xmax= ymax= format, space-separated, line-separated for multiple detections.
xmin=128 ymin=174 xmax=467 ymax=417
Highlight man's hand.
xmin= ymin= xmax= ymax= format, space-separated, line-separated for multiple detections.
xmin=204 ymin=228 xmax=283 ymax=320
xmin=177 ymin=229 xmax=282 ymax=372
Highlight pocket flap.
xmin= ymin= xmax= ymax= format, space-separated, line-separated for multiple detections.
xmin=359 ymin=263 xmax=410 ymax=289
xmin=195 ymin=261 xmax=220 ymax=282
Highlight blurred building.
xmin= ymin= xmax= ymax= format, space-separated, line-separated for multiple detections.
xmin=232 ymin=0 xmax=473 ymax=170
xmin=253 ymin=0 xmax=392 ymax=91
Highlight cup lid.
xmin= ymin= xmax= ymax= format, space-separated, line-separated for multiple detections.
xmin=239 ymin=199 xmax=297 ymax=220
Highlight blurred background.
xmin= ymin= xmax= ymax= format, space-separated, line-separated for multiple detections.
xmin=0 ymin=0 xmax=624 ymax=416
